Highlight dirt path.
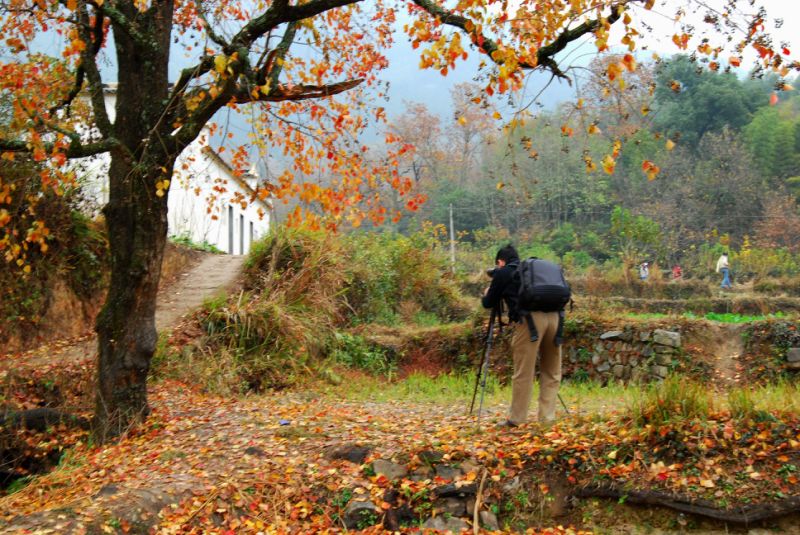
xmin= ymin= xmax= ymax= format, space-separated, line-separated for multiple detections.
xmin=5 ymin=254 xmax=245 ymax=369
xmin=712 ymin=323 xmax=745 ymax=385
xmin=688 ymin=321 xmax=746 ymax=387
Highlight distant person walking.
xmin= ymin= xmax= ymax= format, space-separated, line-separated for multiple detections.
xmin=639 ymin=262 xmax=649 ymax=281
xmin=716 ymin=252 xmax=732 ymax=289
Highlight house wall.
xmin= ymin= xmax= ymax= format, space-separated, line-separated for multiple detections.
xmin=73 ymin=92 xmax=270 ymax=255
xmin=167 ymin=151 xmax=269 ymax=255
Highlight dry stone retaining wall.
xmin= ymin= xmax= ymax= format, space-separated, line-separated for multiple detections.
xmin=564 ymin=327 xmax=682 ymax=382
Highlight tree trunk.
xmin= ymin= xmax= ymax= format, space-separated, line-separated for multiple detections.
xmin=93 ymin=0 xmax=175 ymax=442
xmin=94 ymin=160 xmax=170 ymax=440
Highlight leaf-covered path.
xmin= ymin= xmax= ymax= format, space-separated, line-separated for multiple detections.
xmin=2 ymin=379 xmax=800 ymax=534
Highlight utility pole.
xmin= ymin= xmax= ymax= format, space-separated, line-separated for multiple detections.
xmin=449 ymin=203 xmax=456 ymax=274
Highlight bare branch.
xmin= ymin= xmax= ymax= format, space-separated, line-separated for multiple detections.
xmin=194 ymin=0 xmax=232 ymax=50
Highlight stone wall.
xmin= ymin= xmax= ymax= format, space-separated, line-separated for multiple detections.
xmin=564 ymin=327 xmax=682 ymax=383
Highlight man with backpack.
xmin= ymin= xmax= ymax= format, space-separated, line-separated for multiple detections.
xmin=482 ymin=244 xmax=570 ymax=427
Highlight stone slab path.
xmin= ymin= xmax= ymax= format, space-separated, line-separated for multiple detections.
xmin=155 ymin=253 xmax=245 ymax=330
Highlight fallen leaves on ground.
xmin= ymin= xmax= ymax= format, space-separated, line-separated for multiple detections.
xmin=1 ymin=380 xmax=798 ymax=533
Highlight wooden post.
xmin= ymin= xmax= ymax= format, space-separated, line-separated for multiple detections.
xmin=449 ymin=203 xmax=456 ymax=274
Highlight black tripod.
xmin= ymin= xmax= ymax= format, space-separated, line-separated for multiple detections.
xmin=469 ymin=304 xmax=502 ymax=426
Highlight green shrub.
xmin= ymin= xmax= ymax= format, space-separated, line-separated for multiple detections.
xmin=330 ymin=332 xmax=395 ymax=376
xmin=170 ymin=232 xmax=222 ymax=254
xmin=194 ymin=227 xmax=468 ymax=391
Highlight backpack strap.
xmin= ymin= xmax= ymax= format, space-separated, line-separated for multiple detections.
xmin=523 ymin=311 xmax=539 ymax=342
xmin=554 ymin=310 xmax=565 ymax=346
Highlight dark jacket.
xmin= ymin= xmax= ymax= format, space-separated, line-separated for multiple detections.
xmin=481 ymin=260 xmax=521 ymax=322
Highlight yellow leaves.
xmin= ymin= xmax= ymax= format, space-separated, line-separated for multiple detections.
xmin=642 ymin=160 xmax=660 ymax=180
xmin=492 ymin=111 xmax=502 ymax=120
xmin=156 ymin=179 xmax=170 ymax=197
xmin=665 ymin=139 xmax=676 ymax=151
xmin=496 ymin=182 xmax=504 ymax=190
xmin=601 ymin=155 xmax=616 ymax=175
xmin=560 ymin=125 xmax=574 ymax=137
xmin=575 ymin=98 xmax=584 ymax=109
xmin=729 ymin=56 xmax=742 ymax=67
xmin=700 ymin=479 xmax=715 ymax=488
xmin=214 ymin=53 xmax=239 ymax=77
xmin=584 ymin=156 xmax=597 ymax=173
xmin=607 ymin=450 xmax=618 ymax=460
xmin=66 ymin=0 xmax=77 ymax=10
xmin=457 ymin=116 xmax=467 ymax=126
xmin=587 ymin=123 xmax=601 ymax=135
xmin=640 ymin=106 xmax=650 ymax=116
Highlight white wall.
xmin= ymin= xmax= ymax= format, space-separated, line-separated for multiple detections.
xmin=167 ymin=149 xmax=270 ymax=255
xmin=74 ymin=91 xmax=270 ymax=255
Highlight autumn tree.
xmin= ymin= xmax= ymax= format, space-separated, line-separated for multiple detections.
xmin=753 ymin=192 xmax=800 ymax=253
xmin=0 ymin=0 xmax=795 ymax=440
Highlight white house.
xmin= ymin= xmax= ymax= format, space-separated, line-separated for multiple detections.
xmin=75 ymin=86 xmax=271 ymax=255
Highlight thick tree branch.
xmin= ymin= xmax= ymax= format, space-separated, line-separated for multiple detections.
xmin=50 ymin=1 xmax=108 ymax=122
xmin=411 ymin=0 xmax=630 ymax=82
xmin=90 ymin=0 xmax=158 ymax=55
xmin=78 ymin=2 xmax=113 ymax=137
xmin=231 ymin=0 xmax=359 ymax=50
xmin=232 ymin=78 xmax=363 ymax=103
xmin=0 ymin=137 xmax=119 ymax=158
xmin=576 ymin=483 xmax=800 ymax=525
xmin=265 ymin=22 xmax=298 ymax=90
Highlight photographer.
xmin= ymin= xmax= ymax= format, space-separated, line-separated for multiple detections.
xmin=482 ymin=244 xmax=562 ymax=427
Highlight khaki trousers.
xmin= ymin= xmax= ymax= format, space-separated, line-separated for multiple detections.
xmin=508 ymin=311 xmax=562 ymax=425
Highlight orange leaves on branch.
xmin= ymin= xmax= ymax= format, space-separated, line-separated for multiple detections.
xmin=671 ymin=33 xmax=690 ymax=50
xmin=621 ymin=54 xmax=636 ymax=72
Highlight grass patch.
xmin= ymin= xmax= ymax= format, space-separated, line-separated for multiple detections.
xmin=726 ymin=380 xmax=800 ymax=420
xmin=169 ymin=232 xmax=223 ymax=254
xmin=324 ymin=372 xmax=633 ymax=418
xmin=325 ymin=371 xmax=508 ymax=405
xmin=627 ymin=375 xmax=712 ymax=427
xmin=686 ymin=311 xmax=787 ymax=323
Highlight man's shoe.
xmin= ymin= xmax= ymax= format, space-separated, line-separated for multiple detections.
xmin=496 ymin=419 xmax=519 ymax=428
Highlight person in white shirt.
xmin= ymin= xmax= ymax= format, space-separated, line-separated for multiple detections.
xmin=716 ymin=253 xmax=732 ymax=289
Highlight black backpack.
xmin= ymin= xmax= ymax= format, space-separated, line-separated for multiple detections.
xmin=515 ymin=258 xmax=571 ymax=344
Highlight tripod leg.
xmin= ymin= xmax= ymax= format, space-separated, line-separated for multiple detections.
xmin=469 ymin=309 xmax=496 ymax=416
xmin=475 ymin=310 xmax=498 ymax=427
